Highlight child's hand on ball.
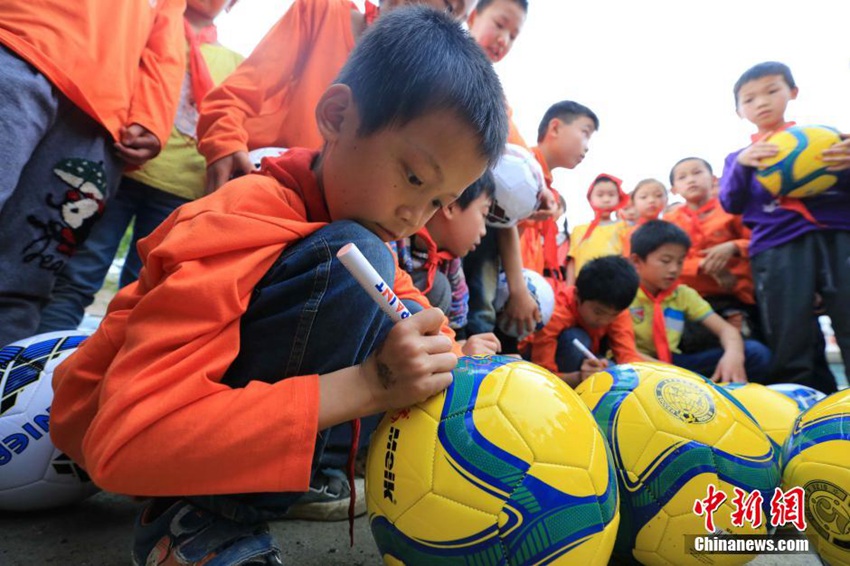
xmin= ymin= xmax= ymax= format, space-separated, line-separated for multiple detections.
xmin=363 ymin=308 xmax=457 ymax=410
xmin=737 ymin=141 xmax=779 ymax=168
xmin=822 ymin=134 xmax=850 ymax=171
xmin=461 ymin=333 xmax=501 ymax=356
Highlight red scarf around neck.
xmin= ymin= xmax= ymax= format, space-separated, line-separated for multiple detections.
xmin=414 ymin=227 xmax=456 ymax=294
xmin=184 ymin=18 xmax=217 ymax=110
xmin=640 ymin=283 xmax=678 ymax=363
xmin=678 ymin=198 xmax=717 ymax=248
xmin=582 ymin=173 xmax=628 ymax=242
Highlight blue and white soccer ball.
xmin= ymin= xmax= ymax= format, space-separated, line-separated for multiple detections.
xmin=493 ymin=268 xmax=555 ymax=340
xmin=248 ymin=147 xmax=288 ymax=169
xmin=767 ymin=383 xmax=827 ymax=411
xmin=0 ymin=331 xmax=97 ymax=511
xmin=487 ymin=144 xmax=544 ymax=228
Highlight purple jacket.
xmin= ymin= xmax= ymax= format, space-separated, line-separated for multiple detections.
xmin=719 ymin=148 xmax=850 ymax=257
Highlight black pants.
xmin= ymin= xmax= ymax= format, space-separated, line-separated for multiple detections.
xmin=751 ymin=230 xmax=850 ymax=393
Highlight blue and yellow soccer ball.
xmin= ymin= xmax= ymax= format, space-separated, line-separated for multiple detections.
xmin=768 ymin=383 xmax=827 ymax=411
xmin=756 ymin=125 xmax=842 ymax=198
xmin=722 ymin=382 xmax=802 ymax=447
xmin=576 ymin=363 xmax=781 ymax=566
xmin=365 ymin=356 xmax=620 ymax=565
xmin=782 ymin=389 xmax=850 ymax=566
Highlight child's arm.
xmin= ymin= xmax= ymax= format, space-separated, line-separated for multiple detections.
xmin=529 ymin=301 xmax=568 ymax=374
xmin=319 ymin=309 xmax=456 ymax=428
xmin=701 ymin=312 xmax=747 ymax=383
xmin=198 ymin=0 xmax=326 ymax=191
xmin=565 ymin=258 xmax=576 ymax=286
xmin=497 ymin=226 xmax=541 ymax=336
xmin=121 ymin=0 xmax=185 ymax=164
xmin=718 ymin=150 xmax=757 ymax=214
xmin=607 ymin=309 xmax=645 ymax=364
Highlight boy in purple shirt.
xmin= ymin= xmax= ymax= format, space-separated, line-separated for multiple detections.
xmin=719 ymin=61 xmax=850 ymax=392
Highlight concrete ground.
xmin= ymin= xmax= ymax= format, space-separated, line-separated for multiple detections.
xmin=0 ymin=490 xmax=824 ymax=565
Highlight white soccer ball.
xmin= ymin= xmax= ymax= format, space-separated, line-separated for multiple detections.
xmin=248 ymin=147 xmax=288 ymax=169
xmin=0 ymin=331 xmax=98 ymax=511
xmin=487 ymin=144 xmax=545 ymax=228
xmin=493 ymin=268 xmax=555 ymax=339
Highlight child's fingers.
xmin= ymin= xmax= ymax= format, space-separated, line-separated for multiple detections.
xmin=424 ymin=352 xmax=459 ymax=375
xmin=420 ymin=334 xmax=454 ymax=354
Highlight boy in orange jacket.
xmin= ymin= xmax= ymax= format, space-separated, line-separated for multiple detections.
xmin=666 ymin=156 xmax=757 ymax=352
xmin=0 ymin=0 xmax=185 ymax=347
xmin=531 ymin=255 xmax=642 ymax=387
xmin=198 ymin=0 xmax=475 ymax=193
xmin=51 ymin=9 xmax=507 ymax=563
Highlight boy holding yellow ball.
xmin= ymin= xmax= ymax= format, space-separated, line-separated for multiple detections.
xmin=719 ymin=61 xmax=850 ymax=393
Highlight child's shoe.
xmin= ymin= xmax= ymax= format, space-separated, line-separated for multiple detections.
xmin=132 ymin=499 xmax=283 ymax=565
xmin=282 ymin=468 xmax=365 ymax=521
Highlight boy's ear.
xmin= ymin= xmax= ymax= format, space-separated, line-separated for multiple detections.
xmin=789 ymin=86 xmax=799 ymax=101
xmin=315 ymin=84 xmax=355 ymax=143
xmin=629 ymin=253 xmax=642 ymax=268
xmin=466 ymin=7 xmax=479 ymax=27
xmin=442 ymin=201 xmax=459 ymax=219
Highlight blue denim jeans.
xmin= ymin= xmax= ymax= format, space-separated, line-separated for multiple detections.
xmin=672 ymin=339 xmax=773 ymax=383
xmin=191 ymin=220 xmax=421 ymax=523
xmin=38 ymin=177 xmax=190 ymax=333
xmin=555 ymin=327 xmax=593 ymax=373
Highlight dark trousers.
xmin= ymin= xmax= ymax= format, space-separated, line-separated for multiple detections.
xmin=751 ymin=230 xmax=850 ymax=393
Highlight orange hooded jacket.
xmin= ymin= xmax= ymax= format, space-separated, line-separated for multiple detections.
xmin=50 ymin=148 xmax=458 ymax=497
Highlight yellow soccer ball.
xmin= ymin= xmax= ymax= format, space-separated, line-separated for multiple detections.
xmin=577 ymin=362 xmax=781 ymax=566
xmin=722 ymin=382 xmax=801 ymax=447
xmin=366 ymin=355 xmax=620 ymax=565
xmin=756 ymin=125 xmax=842 ymax=198
xmin=782 ymin=389 xmax=850 ymax=566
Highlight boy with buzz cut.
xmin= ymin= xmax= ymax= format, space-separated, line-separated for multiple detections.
xmin=395 ymin=171 xmax=501 ymax=352
xmin=720 ymin=61 xmax=850 ymax=392
xmin=50 ymin=8 xmax=507 ymax=565
xmin=531 ymin=255 xmax=643 ymax=387
xmin=629 ymin=220 xmax=772 ymax=383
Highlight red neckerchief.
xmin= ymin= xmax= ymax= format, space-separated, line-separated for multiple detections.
xmin=413 ymin=227 xmax=456 ymax=294
xmin=640 ymin=284 xmax=678 ymax=363
xmin=582 ymin=173 xmax=628 ymax=242
xmin=183 ymin=19 xmax=217 ymax=111
xmin=751 ymin=122 xmax=822 ymax=226
xmin=351 ymin=1 xmax=380 ymax=25
xmin=678 ymin=198 xmax=717 ymax=249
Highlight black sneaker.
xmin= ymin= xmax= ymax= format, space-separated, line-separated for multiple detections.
xmin=282 ymin=468 xmax=365 ymax=521
xmin=132 ymin=499 xmax=283 ymax=565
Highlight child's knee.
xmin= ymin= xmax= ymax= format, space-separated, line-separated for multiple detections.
xmin=323 ymin=220 xmax=394 ymax=279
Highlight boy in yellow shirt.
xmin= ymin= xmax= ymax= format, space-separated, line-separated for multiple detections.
xmin=628 ymin=220 xmax=771 ymax=382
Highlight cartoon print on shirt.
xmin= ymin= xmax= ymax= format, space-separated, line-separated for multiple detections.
xmin=23 ymin=158 xmax=108 ymax=272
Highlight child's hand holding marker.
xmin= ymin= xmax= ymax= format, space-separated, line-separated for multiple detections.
xmin=572 ymin=338 xmax=609 ymax=383
xmin=337 ymin=243 xmax=457 ymax=409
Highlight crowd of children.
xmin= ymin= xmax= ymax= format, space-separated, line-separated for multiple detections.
xmin=1 ymin=0 xmax=849 ymax=564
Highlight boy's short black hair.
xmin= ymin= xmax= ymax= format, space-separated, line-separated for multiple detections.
xmin=536 ymin=100 xmax=599 ymax=143
xmin=455 ymin=170 xmax=495 ymax=209
xmin=475 ymin=0 xmax=529 ymax=13
xmin=575 ymin=256 xmax=639 ymax=312
xmin=335 ymin=6 xmax=507 ymax=167
xmin=733 ymin=61 xmax=796 ymax=105
xmin=669 ymin=157 xmax=713 ymax=185
xmin=630 ymin=220 xmax=691 ymax=259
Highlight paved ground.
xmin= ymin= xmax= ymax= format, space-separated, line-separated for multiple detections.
xmin=0 ymin=490 xmax=824 ymax=565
